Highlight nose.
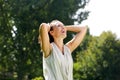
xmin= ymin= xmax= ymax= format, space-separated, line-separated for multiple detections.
xmin=61 ymin=26 xmax=65 ymax=30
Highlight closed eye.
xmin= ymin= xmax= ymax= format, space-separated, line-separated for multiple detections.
xmin=58 ymin=24 xmax=61 ymax=27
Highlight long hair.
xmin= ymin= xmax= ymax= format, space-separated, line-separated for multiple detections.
xmin=48 ymin=26 xmax=54 ymax=43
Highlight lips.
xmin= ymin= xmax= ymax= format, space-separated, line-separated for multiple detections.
xmin=61 ymin=30 xmax=65 ymax=33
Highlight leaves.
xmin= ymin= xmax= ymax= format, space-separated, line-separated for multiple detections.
xmin=1 ymin=0 xmax=120 ymax=80
xmin=0 ymin=0 xmax=89 ymax=79
xmin=74 ymin=31 xmax=120 ymax=80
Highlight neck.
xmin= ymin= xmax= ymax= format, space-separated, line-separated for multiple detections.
xmin=54 ymin=38 xmax=64 ymax=48
xmin=54 ymin=38 xmax=64 ymax=53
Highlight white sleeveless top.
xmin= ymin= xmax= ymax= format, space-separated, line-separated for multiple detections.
xmin=43 ymin=42 xmax=73 ymax=80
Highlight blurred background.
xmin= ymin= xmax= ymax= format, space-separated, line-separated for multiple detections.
xmin=0 ymin=0 xmax=120 ymax=80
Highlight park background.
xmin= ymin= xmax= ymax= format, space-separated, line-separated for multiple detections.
xmin=0 ymin=0 xmax=120 ymax=80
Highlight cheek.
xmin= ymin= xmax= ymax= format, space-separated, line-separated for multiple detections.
xmin=54 ymin=28 xmax=60 ymax=33
xmin=51 ymin=30 xmax=58 ymax=36
xmin=52 ymin=27 xmax=62 ymax=36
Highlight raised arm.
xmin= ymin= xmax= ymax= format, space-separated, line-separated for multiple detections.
xmin=38 ymin=23 xmax=52 ymax=58
xmin=65 ymin=25 xmax=87 ymax=53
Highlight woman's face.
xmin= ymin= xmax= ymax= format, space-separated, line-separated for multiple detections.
xmin=50 ymin=21 xmax=67 ymax=39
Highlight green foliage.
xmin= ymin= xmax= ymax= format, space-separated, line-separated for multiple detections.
xmin=1 ymin=0 xmax=120 ymax=80
xmin=0 ymin=0 xmax=89 ymax=80
xmin=98 ymin=31 xmax=120 ymax=80
xmin=74 ymin=31 xmax=120 ymax=80
xmin=32 ymin=76 xmax=44 ymax=80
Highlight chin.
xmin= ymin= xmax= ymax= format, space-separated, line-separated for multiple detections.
xmin=63 ymin=35 xmax=67 ymax=39
xmin=59 ymin=33 xmax=67 ymax=39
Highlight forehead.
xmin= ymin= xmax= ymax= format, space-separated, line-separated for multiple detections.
xmin=51 ymin=21 xmax=64 ymax=26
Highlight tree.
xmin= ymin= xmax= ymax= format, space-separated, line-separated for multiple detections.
xmin=0 ymin=0 xmax=89 ymax=79
xmin=74 ymin=31 xmax=120 ymax=80
xmin=98 ymin=31 xmax=120 ymax=80
xmin=73 ymin=34 xmax=102 ymax=80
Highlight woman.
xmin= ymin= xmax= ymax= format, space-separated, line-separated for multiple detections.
xmin=38 ymin=20 xmax=87 ymax=80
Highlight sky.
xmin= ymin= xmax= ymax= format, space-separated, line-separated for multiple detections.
xmin=81 ymin=0 xmax=120 ymax=39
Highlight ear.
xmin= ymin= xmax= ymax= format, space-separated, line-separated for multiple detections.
xmin=49 ymin=30 xmax=54 ymax=36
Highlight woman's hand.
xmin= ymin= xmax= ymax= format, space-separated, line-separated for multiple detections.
xmin=40 ymin=23 xmax=50 ymax=32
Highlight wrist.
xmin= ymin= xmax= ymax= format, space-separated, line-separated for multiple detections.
xmin=40 ymin=23 xmax=50 ymax=32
